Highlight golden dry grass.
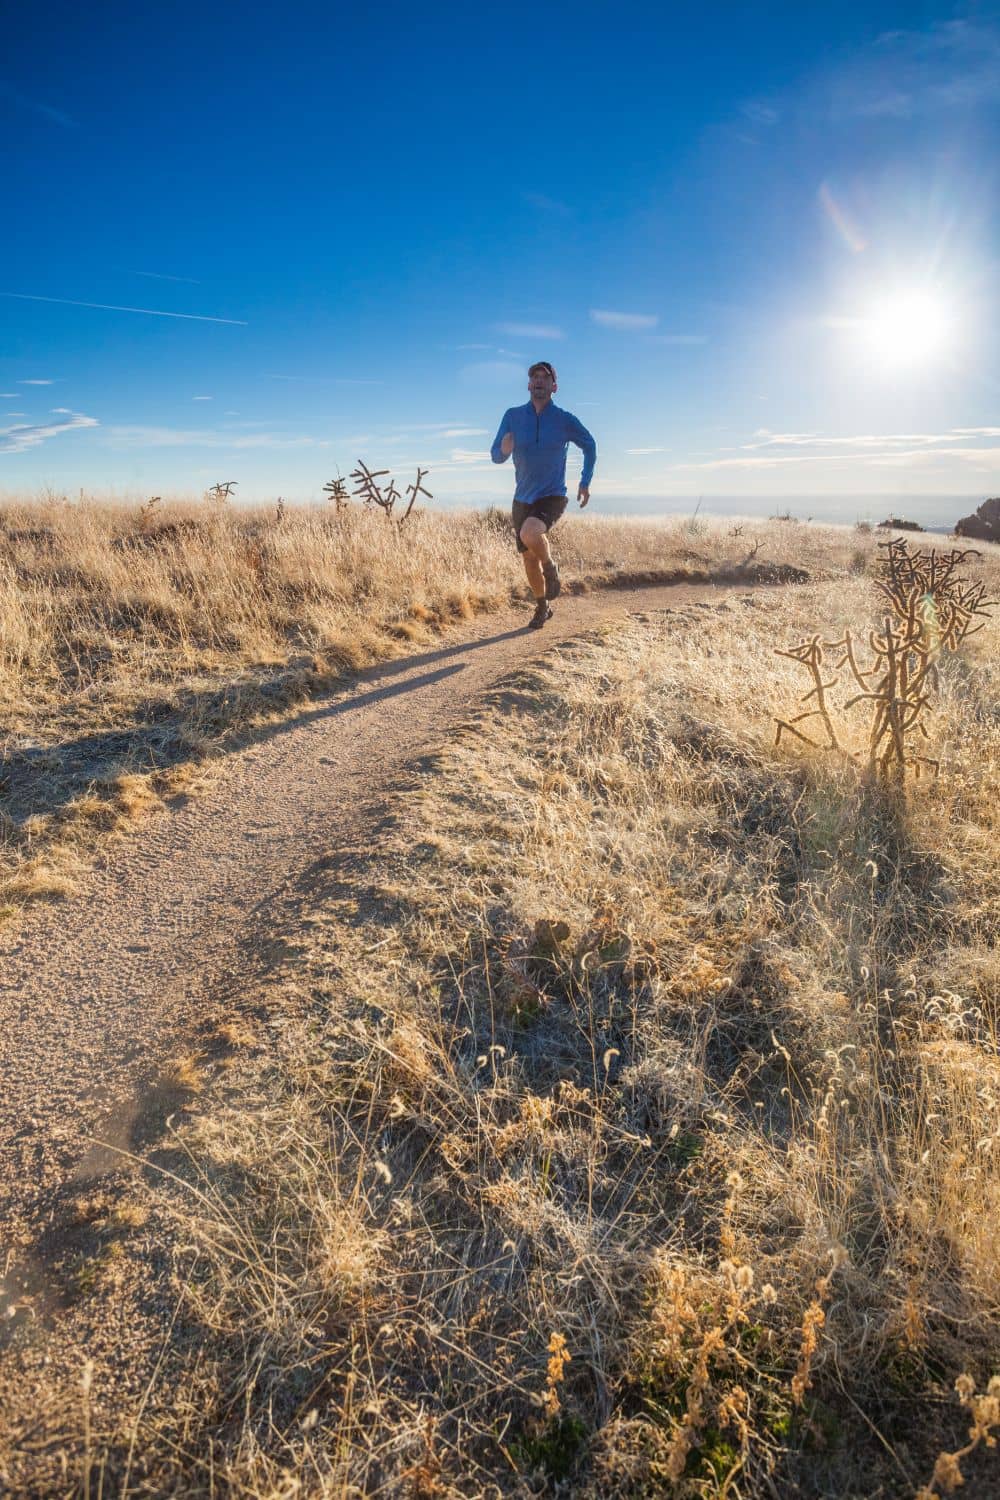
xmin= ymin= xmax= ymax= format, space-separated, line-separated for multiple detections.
xmin=5 ymin=549 xmax=997 ymax=1496
xmin=0 ymin=493 xmax=862 ymax=915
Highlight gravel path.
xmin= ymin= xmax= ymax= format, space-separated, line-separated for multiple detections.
xmin=0 ymin=582 xmax=726 ymax=1255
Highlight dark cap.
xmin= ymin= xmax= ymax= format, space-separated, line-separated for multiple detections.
xmin=528 ymin=361 xmax=557 ymax=380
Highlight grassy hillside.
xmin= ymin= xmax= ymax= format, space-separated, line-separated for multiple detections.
xmin=0 ymin=496 xmax=854 ymax=916
xmin=2 ymin=540 xmax=998 ymax=1497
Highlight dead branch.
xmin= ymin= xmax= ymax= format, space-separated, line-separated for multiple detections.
xmin=323 ymin=476 xmax=350 ymax=512
xmin=400 ymin=467 xmax=433 ymax=526
xmin=774 ymin=536 xmax=994 ymax=783
xmin=348 ymin=461 xmax=431 ymax=525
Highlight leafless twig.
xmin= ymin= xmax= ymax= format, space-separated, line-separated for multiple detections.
xmin=775 ymin=538 xmax=995 ymax=783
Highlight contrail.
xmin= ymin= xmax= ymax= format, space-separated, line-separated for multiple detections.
xmin=1 ymin=293 xmax=247 ymax=325
xmin=125 ymin=270 xmax=203 ymax=284
xmin=0 ymin=83 xmax=76 ymax=128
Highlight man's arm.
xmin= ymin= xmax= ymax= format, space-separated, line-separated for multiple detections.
xmin=565 ymin=412 xmax=596 ymax=503
xmin=491 ymin=410 xmax=514 ymax=464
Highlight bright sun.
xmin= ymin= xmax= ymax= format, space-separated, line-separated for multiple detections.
xmin=863 ymin=289 xmax=952 ymax=367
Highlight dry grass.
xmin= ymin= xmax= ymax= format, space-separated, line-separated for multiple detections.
xmin=775 ymin=538 xmax=997 ymax=781
xmin=7 ymin=554 xmax=999 ymax=1496
xmin=0 ymin=492 xmax=863 ymax=915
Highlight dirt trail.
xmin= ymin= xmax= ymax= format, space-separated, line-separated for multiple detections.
xmin=0 ymin=582 xmax=730 ymax=1246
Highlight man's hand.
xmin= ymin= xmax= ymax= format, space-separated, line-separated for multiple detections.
xmin=577 ymin=484 xmax=590 ymax=507
xmin=501 ymin=432 xmax=514 ymax=457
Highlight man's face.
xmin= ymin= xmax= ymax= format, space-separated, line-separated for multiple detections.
xmin=528 ymin=367 xmax=556 ymax=402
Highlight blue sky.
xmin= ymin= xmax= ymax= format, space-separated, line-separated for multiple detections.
xmin=3 ymin=1 xmax=1000 ymax=522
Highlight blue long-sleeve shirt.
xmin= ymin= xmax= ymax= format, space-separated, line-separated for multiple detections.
xmin=490 ymin=401 xmax=596 ymax=503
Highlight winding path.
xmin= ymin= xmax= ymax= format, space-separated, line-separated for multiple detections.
xmin=0 ymin=582 xmax=726 ymax=1259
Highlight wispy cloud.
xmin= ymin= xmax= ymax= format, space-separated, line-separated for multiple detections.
xmin=845 ymin=20 xmax=1000 ymax=118
xmin=590 ymin=308 xmax=659 ymax=331
xmin=455 ymin=343 xmax=525 ymax=362
xmin=647 ymin=333 xmax=708 ymax=346
xmin=424 ymin=460 xmax=496 ymax=475
xmin=460 ymin=360 xmax=525 ymax=385
xmin=0 ymin=82 xmax=76 ymax=128
xmin=18 ymin=378 xmax=55 ymax=385
xmin=740 ymin=99 xmax=780 ymax=127
xmin=126 ymin=269 xmax=201 ymax=284
xmin=674 ymin=423 xmax=1000 ymax=472
xmin=2 ymin=293 xmax=246 ymax=324
xmin=1 ymin=409 xmax=97 ymax=455
xmin=496 ymin=322 xmax=565 ymax=340
xmin=855 ymin=445 xmax=1000 ymax=468
xmin=266 ymin=373 xmax=381 ymax=386
xmin=726 ymin=16 xmax=1000 ymax=166
xmin=626 ymin=447 xmax=668 ymax=454
xmin=106 ymin=425 xmax=319 ymax=450
xmin=674 ymin=453 xmax=838 ymax=471
xmin=0 ymin=393 xmax=18 ymax=398
xmin=192 ymin=395 xmax=213 ymax=401
xmin=864 ymin=446 xmax=1000 ymax=469
xmin=742 ymin=429 xmax=1000 ymax=451
xmin=740 ymin=18 xmax=1000 ymax=131
xmin=382 ymin=427 xmax=483 ymax=445
xmin=449 ymin=448 xmax=489 ymax=464
xmin=388 ymin=422 xmax=473 ymax=432
xmin=522 ymin=191 xmax=572 ymax=215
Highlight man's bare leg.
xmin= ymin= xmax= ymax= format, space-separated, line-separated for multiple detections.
xmin=519 ymin=517 xmax=552 ymax=597
xmin=522 ymin=550 xmax=545 ymax=596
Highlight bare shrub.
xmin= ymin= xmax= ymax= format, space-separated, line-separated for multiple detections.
xmin=775 ymin=538 xmax=995 ymax=782
xmin=322 ymin=475 xmax=350 ymax=511
xmin=349 ymin=460 xmax=432 ymax=526
xmin=207 ymin=480 xmax=238 ymax=503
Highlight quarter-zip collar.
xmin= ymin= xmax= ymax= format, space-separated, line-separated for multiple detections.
xmin=529 ymin=397 xmax=552 ymax=443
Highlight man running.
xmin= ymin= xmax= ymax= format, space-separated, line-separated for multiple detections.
xmin=490 ymin=361 xmax=597 ymax=629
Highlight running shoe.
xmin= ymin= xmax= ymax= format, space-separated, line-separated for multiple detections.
xmin=543 ymin=560 xmax=562 ymax=599
xmin=527 ymin=599 xmax=553 ymax=630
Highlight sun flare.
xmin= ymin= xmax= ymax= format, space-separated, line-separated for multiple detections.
xmin=863 ymin=289 xmax=952 ymax=367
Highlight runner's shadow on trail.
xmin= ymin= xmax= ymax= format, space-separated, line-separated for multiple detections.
xmin=251 ymin=659 xmax=470 ymax=739
xmin=242 ymin=622 xmax=542 ymax=741
xmin=1 ymin=661 xmax=474 ymax=831
xmin=353 ymin=625 xmax=528 ymax=685
xmin=1 ymin=629 xmax=527 ymax=829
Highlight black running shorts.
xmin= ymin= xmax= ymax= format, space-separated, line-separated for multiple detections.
xmin=512 ymin=495 xmax=568 ymax=554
